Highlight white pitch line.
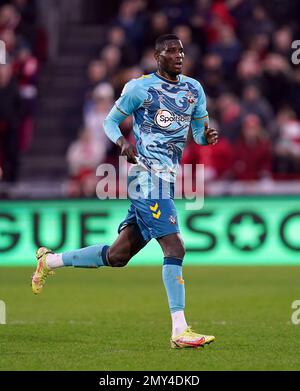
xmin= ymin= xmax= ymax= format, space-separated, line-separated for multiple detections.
xmin=8 ymin=320 xmax=94 ymax=325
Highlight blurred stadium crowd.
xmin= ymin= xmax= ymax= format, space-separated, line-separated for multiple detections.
xmin=1 ymin=0 xmax=300 ymax=196
xmin=0 ymin=0 xmax=47 ymax=182
xmin=68 ymin=0 xmax=300 ymax=196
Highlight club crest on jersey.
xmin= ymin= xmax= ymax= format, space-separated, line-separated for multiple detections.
xmin=154 ymin=109 xmax=191 ymax=129
xmin=185 ymin=91 xmax=196 ymax=104
xmin=169 ymin=215 xmax=177 ymax=225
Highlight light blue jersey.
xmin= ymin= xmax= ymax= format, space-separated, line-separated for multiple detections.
xmin=104 ymin=72 xmax=209 ymax=183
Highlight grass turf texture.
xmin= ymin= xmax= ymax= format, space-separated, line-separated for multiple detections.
xmin=0 ymin=266 xmax=300 ymax=371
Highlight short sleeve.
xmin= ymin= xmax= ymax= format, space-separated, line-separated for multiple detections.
xmin=115 ymin=79 xmax=146 ymax=116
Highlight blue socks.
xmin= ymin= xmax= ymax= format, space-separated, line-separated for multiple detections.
xmin=162 ymin=257 xmax=185 ymax=313
xmin=62 ymin=245 xmax=110 ymax=268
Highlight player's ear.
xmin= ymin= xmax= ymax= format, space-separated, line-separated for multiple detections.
xmin=154 ymin=50 xmax=160 ymax=62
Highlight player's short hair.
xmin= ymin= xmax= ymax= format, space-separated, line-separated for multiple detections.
xmin=155 ymin=34 xmax=180 ymax=53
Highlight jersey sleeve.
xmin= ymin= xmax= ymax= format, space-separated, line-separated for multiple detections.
xmin=115 ymin=79 xmax=146 ymax=116
xmin=191 ymin=81 xmax=209 ymax=146
xmin=104 ymin=79 xmax=146 ymax=144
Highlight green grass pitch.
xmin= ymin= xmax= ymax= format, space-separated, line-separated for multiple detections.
xmin=0 ymin=266 xmax=300 ymax=371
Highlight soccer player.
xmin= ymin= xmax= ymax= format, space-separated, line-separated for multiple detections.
xmin=31 ymin=34 xmax=219 ymax=349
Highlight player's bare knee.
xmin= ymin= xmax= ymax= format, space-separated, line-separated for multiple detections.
xmin=115 ymin=255 xmax=131 ymax=268
xmin=178 ymin=236 xmax=186 ymax=258
xmin=110 ymin=257 xmax=129 ymax=268
xmin=108 ymin=248 xmax=131 ymax=268
xmin=173 ymin=236 xmax=185 ymax=259
xmin=165 ymin=242 xmax=185 ymax=259
xmin=173 ymin=243 xmax=185 ymax=259
xmin=180 ymin=244 xmax=186 ymax=259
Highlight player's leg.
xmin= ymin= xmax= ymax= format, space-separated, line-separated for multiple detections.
xmin=158 ymin=232 xmax=215 ymax=349
xmin=31 ymin=225 xmax=145 ymax=294
xmin=31 ymin=241 xmax=111 ymax=294
xmin=46 ymin=224 xmax=146 ymax=269
xmin=107 ymin=224 xmax=147 ymax=267
xmin=157 ymin=233 xmax=188 ymax=337
xmin=32 ymin=210 xmax=147 ymax=295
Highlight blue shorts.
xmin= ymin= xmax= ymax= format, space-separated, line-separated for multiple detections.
xmin=118 ymin=169 xmax=180 ymax=242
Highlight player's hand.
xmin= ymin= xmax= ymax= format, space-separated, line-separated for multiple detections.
xmin=116 ymin=136 xmax=138 ymax=164
xmin=205 ymin=125 xmax=219 ymax=145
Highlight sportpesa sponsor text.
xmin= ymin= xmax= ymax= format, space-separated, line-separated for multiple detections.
xmin=154 ymin=109 xmax=191 ymax=128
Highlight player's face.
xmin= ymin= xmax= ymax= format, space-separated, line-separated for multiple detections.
xmin=157 ymin=40 xmax=185 ymax=77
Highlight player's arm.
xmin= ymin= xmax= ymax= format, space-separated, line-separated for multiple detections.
xmin=191 ymin=83 xmax=219 ymax=146
xmin=104 ymin=80 xmax=145 ymax=164
xmin=104 ymin=105 xmax=137 ymax=164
